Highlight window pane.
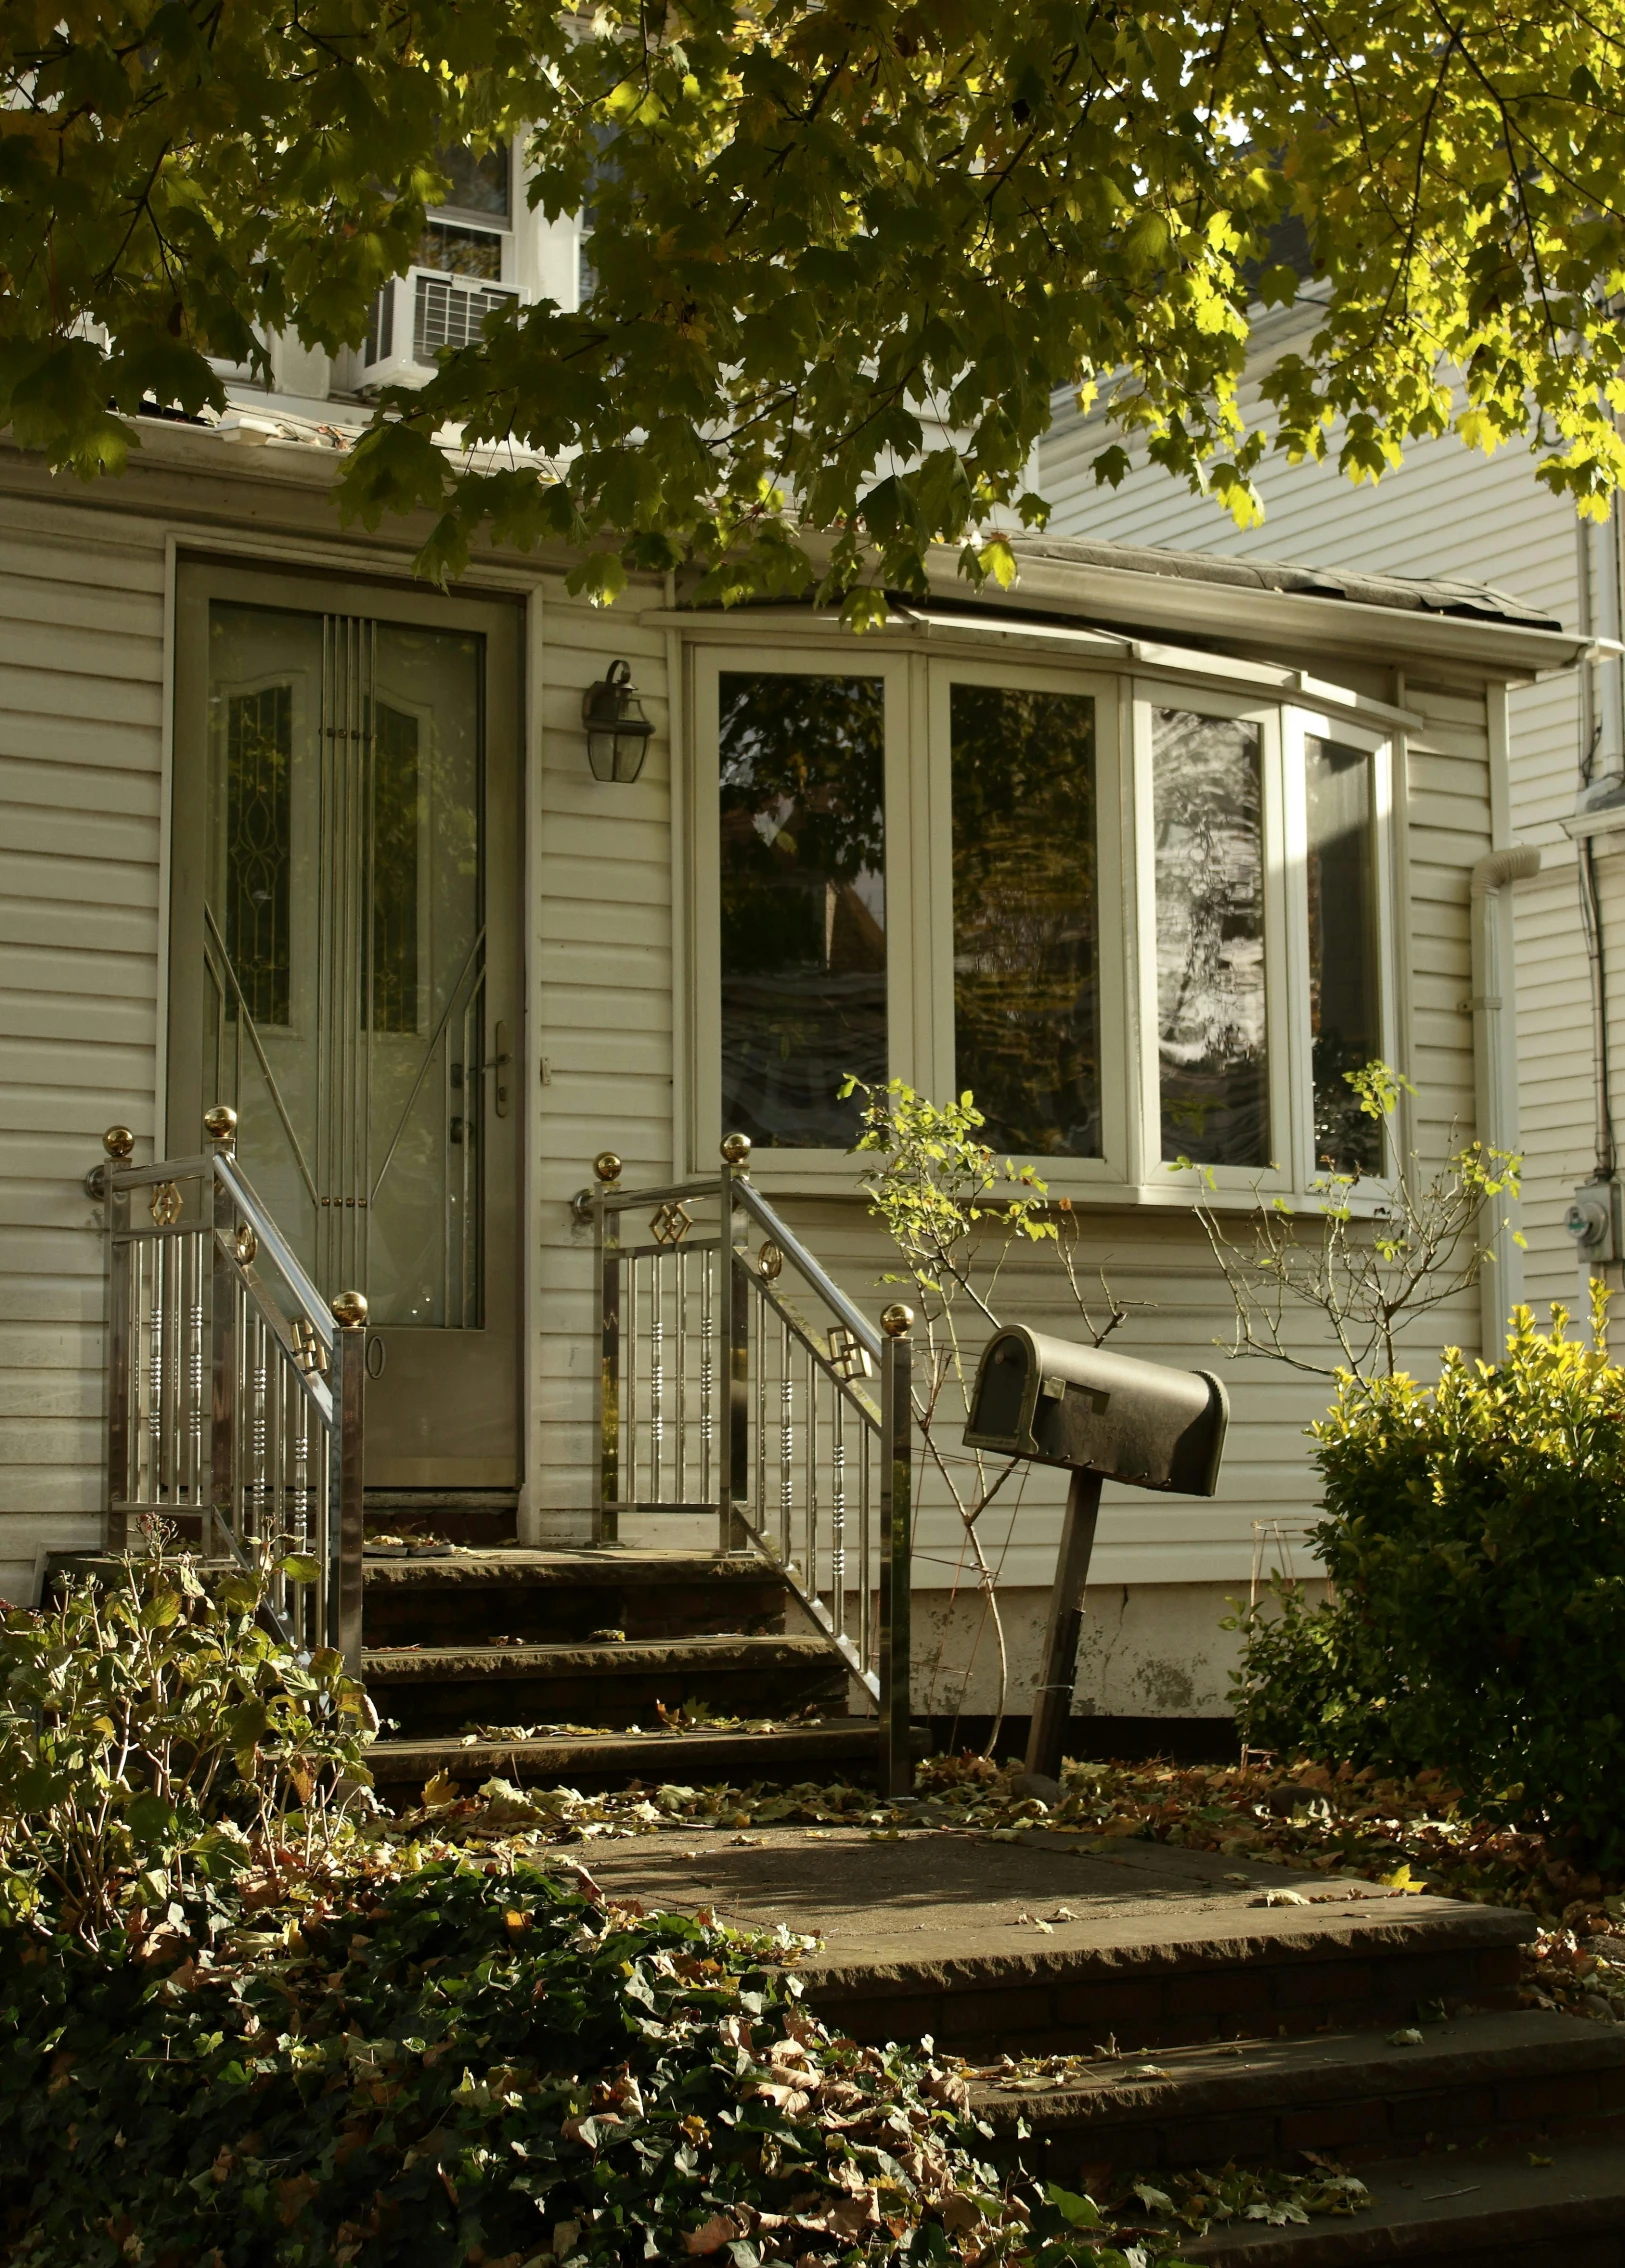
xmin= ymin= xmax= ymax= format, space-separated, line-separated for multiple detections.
xmin=435 ymin=144 xmax=511 ymax=219
xmin=418 ymin=221 xmax=503 ymax=279
xmin=719 ymin=672 xmax=885 ymax=1148
xmin=370 ymin=700 xmax=420 ymax=1035
xmin=950 ymin=684 xmax=1101 ymax=1156
xmin=1306 ymin=735 xmax=1382 ymax=1175
xmin=1153 ymin=709 xmax=1269 ymax=1166
xmin=224 ymin=682 xmax=293 ymax=1027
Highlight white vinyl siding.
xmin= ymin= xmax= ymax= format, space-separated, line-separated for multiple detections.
xmin=529 ymin=589 xmax=677 ymax=1526
xmin=0 ymin=502 xmax=168 ymax=1592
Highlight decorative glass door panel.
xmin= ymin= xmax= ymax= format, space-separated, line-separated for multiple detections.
xmin=171 ymin=566 xmax=521 ymax=1488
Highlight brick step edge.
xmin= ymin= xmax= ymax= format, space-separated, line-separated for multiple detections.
xmin=363 ymin=1635 xmax=840 ymax=1679
xmin=797 ymin=1906 xmax=1532 ymax=2058
xmin=365 ymin=1722 xmax=920 ymax=1787
xmin=971 ymin=2008 xmax=1625 ymax=2176
xmin=361 ymin=1550 xmax=796 ymax=1588
xmin=1183 ymin=2137 xmax=1625 ymax=2266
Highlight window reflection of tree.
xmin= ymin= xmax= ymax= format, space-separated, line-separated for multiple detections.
xmin=950 ymin=684 xmax=1101 ymax=1157
xmin=1306 ymin=736 xmax=1382 ymax=1176
xmin=718 ymin=673 xmax=886 ymax=1149
xmin=1153 ymin=710 xmax=1269 ymax=1166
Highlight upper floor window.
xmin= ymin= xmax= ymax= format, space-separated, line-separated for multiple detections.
xmin=419 ymin=145 xmax=512 ymax=280
xmin=691 ymin=645 xmax=1394 ymax=1198
xmin=436 ymin=145 xmax=512 ymax=221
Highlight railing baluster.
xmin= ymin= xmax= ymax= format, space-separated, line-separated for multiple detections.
xmin=729 ymin=1246 xmax=750 ymax=1552
xmin=331 ymin=1290 xmax=367 ymax=1674
xmin=778 ymin=1316 xmax=793 ymax=1564
xmin=187 ymin=1230 xmax=205 ymax=1509
xmin=859 ymin=1420 xmax=873 ymax=1681
xmin=699 ymin=1248 xmax=714 ymax=1509
xmin=676 ymin=1248 xmax=689 ymax=1503
xmin=96 ymin=1126 xmax=137 ymax=1548
xmin=594 ymin=1153 xmax=622 ymax=1545
xmin=148 ymin=1238 xmax=165 ymax=1504
xmin=754 ymin=1291 xmax=767 ymax=1539
xmin=833 ymin=1389 xmax=847 ymax=1657
xmin=879 ymin=1305 xmax=914 ymax=1797
xmin=805 ymin=1348 xmax=820 ymax=1605
xmin=650 ymin=1262 xmax=664 ymax=1506
xmin=627 ymin=1251 xmax=641 ymax=1508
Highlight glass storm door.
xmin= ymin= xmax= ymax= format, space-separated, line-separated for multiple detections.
xmin=169 ymin=563 xmax=522 ymax=1488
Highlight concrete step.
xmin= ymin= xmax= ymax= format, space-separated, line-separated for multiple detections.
xmin=362 ymin=1631 xmax=849 ymax=1738
xmin=578 ymin=1827 xmax=1536 ymax=2059
xmin=366 ymin=1719 xmax=910 ymax=1792
xmin=361 ymin=1547 xmax=792 ymax=1649
xmin=1184 ymin=2136 xmax=1625 ymax=2264
xmin=973 ymin=2007 xmax=1625 ymax=2180
xmin=364 ymin=1489 xmax=517 ymax=1548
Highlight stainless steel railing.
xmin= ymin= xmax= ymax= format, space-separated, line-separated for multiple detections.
xmin=580 ymin=1134 xmax=914 ymax=1794
xmin=89 ymin=1107 xmax=366 ymax=1669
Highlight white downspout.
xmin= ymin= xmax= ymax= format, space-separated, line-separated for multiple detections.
xmin=1470 ymin=843 xmax=1540 ymax=1358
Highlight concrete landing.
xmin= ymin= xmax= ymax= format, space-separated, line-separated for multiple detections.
xmin=579 ymin=1825 xmax=1534 ymax=2056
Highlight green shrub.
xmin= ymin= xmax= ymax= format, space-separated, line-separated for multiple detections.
xmin=1230 ymin=1300 xmax=1625 ymax=1858
xmin=0 ymin=1859 xmax=1017 ymax=2268
xmin=0 ymin=1543 xmax=374 ymax=1940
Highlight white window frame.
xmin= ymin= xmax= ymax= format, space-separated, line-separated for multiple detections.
xmin=424 ymin=145 xmax=516 ymax=285
xmin=1283 ymin=705 xmax=1401 ymax=1197
xmin=1130 ymin=680 xmax=1295 ymax=1201
xmin=683 ymin=634 xmax=1404 ymax=1207
xmin=689 ymin=642 xmax=915 ymax=1189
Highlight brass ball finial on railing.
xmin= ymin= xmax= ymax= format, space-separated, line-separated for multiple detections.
xmin=330 ymin=1290 xmax=369 ymax=1332
xmin=86 ymin=1123 xmax=136 ymax=1199
xmin=720 ymin=1131 xmax=752 ymax=1168
xmin=593 ymin=1150 xmax=623 ymax=1185
xmin=203 ymin=1104 xmax=238 ymax=1150
xmin=880 ymin=1302 xmax=915 ymax=1338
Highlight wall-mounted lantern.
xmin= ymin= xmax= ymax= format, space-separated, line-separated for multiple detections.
xmin=582 ymin=659 xmax=653 ymax=782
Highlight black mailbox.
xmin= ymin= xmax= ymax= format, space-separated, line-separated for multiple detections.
xmin=965 ymin=1327 xmax=1227 ymax=1496
xmin=964 ymin=1327 xmax=1230 ymax=1784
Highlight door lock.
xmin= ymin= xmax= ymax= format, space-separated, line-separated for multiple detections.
xmin=476 ymin=1021 xmax=512 ymax=1118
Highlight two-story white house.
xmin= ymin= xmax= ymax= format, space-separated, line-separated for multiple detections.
xmin=0 ymin=177 xmax=1591 ymax=1749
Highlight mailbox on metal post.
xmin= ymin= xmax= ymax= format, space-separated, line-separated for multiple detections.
xmin=964 ymin=1327 xmax=1229 ymax=1783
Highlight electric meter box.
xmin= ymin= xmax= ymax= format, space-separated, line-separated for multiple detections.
xmin=964 ymin=1326 xmax=1228 ymax=1497
xmin=1566 ymin=1176 xmax=1624 ymax=1265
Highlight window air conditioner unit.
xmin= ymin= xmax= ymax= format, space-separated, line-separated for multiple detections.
xmin=358 ymin=269 xmax=521 ymax=388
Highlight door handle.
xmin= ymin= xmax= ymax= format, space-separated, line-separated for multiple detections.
xmin=484 ymin=1021 xmax=510 ymax=1118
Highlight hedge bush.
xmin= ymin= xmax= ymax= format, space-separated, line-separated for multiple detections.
xmin=1231 ymin=1301 xmax=1625 ymax=1859
xmin=0 ymin=1546 xmax=373 ymax=1940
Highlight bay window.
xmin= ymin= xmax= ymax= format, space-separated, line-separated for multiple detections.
xmin=691 ymin=643 xmax=1394 ymax=1199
